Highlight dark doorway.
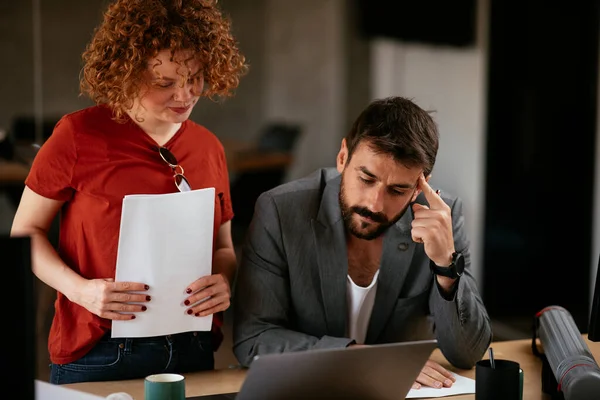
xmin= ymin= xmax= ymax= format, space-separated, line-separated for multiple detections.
xmin=483 ymin=1 xmax=599 ymax=334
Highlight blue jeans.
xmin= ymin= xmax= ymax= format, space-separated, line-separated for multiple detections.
xmin=50 ymin=331 xmax=214 ymax=384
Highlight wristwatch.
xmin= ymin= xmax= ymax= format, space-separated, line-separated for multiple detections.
xmin=430 ymin=251 xmax=465 ymax=279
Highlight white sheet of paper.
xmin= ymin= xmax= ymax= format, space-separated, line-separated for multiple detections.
xmin=112 ymin=188 xmax=215 ymax=338
xmin=35 ymin=380 xmax=106 ymax=400
xmin=406 ymin=373 xmax=475 ymax=398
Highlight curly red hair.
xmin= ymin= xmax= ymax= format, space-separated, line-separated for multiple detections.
xmin=80 ymin=0 xmax=247 ymax=121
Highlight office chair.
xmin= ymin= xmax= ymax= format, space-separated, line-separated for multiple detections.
xmin=229 ymin=123 xmax=301 ymax=244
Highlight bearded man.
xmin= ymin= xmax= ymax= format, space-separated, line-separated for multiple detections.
xmin=232 ymin=96 xmax=491 ymax=390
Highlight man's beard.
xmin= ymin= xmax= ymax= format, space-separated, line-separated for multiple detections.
xmin=339 ymin=175 xmax=407 ymax=240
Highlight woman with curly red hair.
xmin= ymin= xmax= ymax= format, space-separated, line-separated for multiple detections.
xmin=10 ymin=0 xmax=247 ymax=384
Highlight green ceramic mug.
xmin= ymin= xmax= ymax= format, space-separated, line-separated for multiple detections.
xmin=144 ymin=373 xmax=185 ymax=400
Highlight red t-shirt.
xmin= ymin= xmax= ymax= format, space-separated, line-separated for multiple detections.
xmin=25 ymin=105 xmax=233 ymax=364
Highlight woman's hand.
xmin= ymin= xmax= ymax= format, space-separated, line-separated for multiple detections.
xmin=183 ymin=273 xmax=231 ymax=317
xmin=71 ymin=278 xmax=150 ymax=320
xmin=412 ymin=359 xmax=457 ymax=389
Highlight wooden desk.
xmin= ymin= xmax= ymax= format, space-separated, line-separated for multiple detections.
xmin=0 ymin=160 xmax=29 ymax=185
xmin=222 ymin=138 xmax=294 ymax=174
xmin=64 ymin=337 xmax=600 ymax=399
xmin=228 ymin=151 xmax=293 ymax=174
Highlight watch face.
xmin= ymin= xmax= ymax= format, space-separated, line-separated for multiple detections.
xmin=454 ymin=252 xmax=465 ymax=276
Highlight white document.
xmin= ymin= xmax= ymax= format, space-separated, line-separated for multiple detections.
xmin=35 ymin=380 xmax=106 ymax=400
xmin=112 ymin=188 xmax=215 ymax=338
xmin=406 ymin=372 xmax=475 ymax=398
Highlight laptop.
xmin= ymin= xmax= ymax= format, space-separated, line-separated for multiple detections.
xmin=190 ymin=339 xmax=437 ymax=400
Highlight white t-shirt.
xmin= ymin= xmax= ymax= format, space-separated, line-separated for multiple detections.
xmin=346 ymin=269 xmax=379 ymax=344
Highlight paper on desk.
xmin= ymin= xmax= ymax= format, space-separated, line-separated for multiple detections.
xmin=406 ymin=372 xmax=475 ymax=398
xmin=112 ymin=188 xmax=215 ymax=338
xmin=35 ymin=380 xmax=106 ymax=400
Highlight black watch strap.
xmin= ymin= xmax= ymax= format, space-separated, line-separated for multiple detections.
xmin=429 ymin=252 xmax=464 ymax=279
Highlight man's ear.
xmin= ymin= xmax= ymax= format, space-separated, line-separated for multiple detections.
xmin=336 ymin=139 xmax=348 ymax=173
xmin=411 ymin=173 xmax=432 ymax=202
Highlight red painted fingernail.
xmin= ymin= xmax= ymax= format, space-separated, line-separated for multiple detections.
xmin=187 ymin=309 xmax=193 ymax=315
xmin=195 ymin=312 xmax=200 ymax=317
xmin=144 ymin=285 xmax=150 ymax=290
xmin=186 ymin=288 xmax=192 ymax=294
xmin=146 ymin=295 xmax=152 ymax=301
xmin=435 ymin=189 xmax=441 ymax=195
xmin=131 ymin=315 xmax=136 ymax=320
xmin=184 ymin=300 xmax=190 ymax=306
xmin=141 ymin=306 xmax=147 ymax=311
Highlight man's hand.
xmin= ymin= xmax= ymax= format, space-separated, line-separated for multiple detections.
xmin=71 ymin=278 xmax=150 ymax=320
xmin=183 ymin=273 xmax=231 ymax=317
xmin=412 ymin=359 xmax=456 ymax=389
xmin=411 ymin=174 xmax=455 ymax=268
xmin=347 ymin=346 xmax=457 ymax=389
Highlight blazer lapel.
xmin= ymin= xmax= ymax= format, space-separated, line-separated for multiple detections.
xmin=365 ymin=208 xmax=416 ymax=343
xmin=311 ymin=174 xmax=348 ymax=337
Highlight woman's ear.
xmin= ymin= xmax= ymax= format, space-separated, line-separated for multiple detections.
xmin=336 ymin=139 xmax=348 ymax=173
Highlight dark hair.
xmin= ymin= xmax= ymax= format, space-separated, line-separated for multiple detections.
xmin=345 ymin=96 xmax=439 ymax=176
xmin=80 ymin=0 xmax=248 ymax=121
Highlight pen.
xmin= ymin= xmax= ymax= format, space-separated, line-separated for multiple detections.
xmin=488 ymin=347 xmax=496 ymax=369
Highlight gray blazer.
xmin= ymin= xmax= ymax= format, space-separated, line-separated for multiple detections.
xmin=233 ymin=168 xmax=492 ymax=369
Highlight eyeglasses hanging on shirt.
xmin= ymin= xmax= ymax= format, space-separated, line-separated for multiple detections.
xmin=158 ymin=146 xmax=192 ymax=192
